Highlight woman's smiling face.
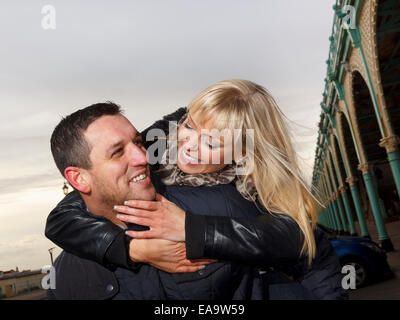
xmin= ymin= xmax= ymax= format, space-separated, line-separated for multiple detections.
xmin=177 ymin=114 xmax=233 ymax=174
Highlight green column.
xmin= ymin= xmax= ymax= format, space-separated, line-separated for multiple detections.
xmin=379 ymin=199 xmax=388 ymax=221
xmin=360 ymin=164 xmax=394 ymax=251
xmin=332 ymin=205 xmax=341 ymax=231
xmin=332 ymin=196 xmax=345 ymax=232
xmin=323 ymin=209 xmax=331 ymax=229
xmin=324 ymin=211 xmax=331 ymax=228
xmin=363 ymin=172 xmax=387 ymax=237
xmin=386 ymin=148 xmax=400 ymax=197
xmin=336 ymin=193 xmax=349 ymax=233
xmin=339 ymin=187 xmax=357 ymax=235
xmin=324 ymin=209 xmax=332 ymax=229
xmin=326 ymin=155 xmax=348 ymax=233
xmin=347 ymin=178 xmax=369 ymax=236
xmin=328 ymin=208 xmax=335 ymax=230
xmin=328 ymin=203 xmax=337 ymax=231
xmin=322 ymin=175 xmax=341 ymax=231
xmin=323 ymin=209 xmax=331 ymax=228
xmin=327 ymin=135 xmax=357 ymax=235
xmin=318 ymin=179 xmax=334 ymax=229
xmin=346 ymin=177 xmax=370 ymax=237
xmin=319 ymin=210 xmax=326 ymax=226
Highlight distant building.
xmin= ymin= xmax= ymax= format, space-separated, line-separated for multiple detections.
xmin=0 ymin=269 xmax=45 ymax=299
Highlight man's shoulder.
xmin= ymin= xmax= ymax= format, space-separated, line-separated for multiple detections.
xmin=56 ymin=191 xmax=85 ymax=210
xmin=48 ymin=251 xmax=118 ymax=300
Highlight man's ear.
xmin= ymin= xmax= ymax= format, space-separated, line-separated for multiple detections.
xmin=64 ymin=167 xmax=91 ymax=194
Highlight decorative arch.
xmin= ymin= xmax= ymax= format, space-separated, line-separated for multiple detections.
xmin=351 ymin=70 xmax=387 ymax=163
xmin=376 ymin=0 xmax=400 ymax=137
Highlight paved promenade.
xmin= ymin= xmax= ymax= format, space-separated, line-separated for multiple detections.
xmin=350 ymin=219 xmax=400 ymax=300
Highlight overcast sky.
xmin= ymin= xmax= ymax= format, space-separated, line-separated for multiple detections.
xmin=0 ymin=0 xmax=333 ymax=271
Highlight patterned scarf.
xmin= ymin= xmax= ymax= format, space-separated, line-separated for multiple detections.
xmin=155 ymin=131 xmax=258 ymax=202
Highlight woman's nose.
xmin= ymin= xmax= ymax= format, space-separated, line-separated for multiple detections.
xmin=184 ymin=132 xmax=199 ymax=151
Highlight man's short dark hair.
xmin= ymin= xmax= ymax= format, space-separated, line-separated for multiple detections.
xmin=51 ymin=101 xmax=123 ymax=177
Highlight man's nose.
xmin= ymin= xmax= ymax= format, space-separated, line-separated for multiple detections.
xmin=128 ymin=144 xmax=148 ymax=166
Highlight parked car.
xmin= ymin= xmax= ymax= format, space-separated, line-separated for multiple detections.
xmin=318 ymin=224 xmax=393 ymax=288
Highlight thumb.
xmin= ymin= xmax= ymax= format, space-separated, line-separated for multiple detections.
xmin=155 ymin=193 xmax=167 ymax=202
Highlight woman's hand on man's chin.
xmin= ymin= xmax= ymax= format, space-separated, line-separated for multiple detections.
xmin=114 ymin=193 xmax=186 ymax=242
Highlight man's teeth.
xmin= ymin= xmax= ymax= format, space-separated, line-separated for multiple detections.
xmin=131 ymin=173 xmax=146 ymax=182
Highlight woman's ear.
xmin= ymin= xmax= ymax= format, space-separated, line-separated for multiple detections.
xmin=234 ymin=154 xmax=245 ymax=176
xmin=235 ymin=154 xmax=248 ymax=165
xmin=64 ymin=167 xmax=91 ymax=194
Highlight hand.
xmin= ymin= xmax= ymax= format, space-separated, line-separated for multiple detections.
xmin=129 ymin=238 xmax=215 ymax=273
xmin=115 ymin=193 xmax=186 ymax=241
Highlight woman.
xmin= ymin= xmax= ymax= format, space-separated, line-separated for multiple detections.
xmin=119 ymin=79 xmax=318 ymax=265
xmin=45 ymin=79 xmax=346 ymax=299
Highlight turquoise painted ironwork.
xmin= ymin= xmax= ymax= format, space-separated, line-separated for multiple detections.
xmin=362 ymin=172 xmax=389 ymax=240
xmin=340 ymin=189 xmax=357 ymax=235
xmin=348 ymin=182 xmax=370 ymax=237
xmin=388 ymin=150 xmax=400 ymax=196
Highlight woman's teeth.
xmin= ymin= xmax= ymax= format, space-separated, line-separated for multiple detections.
xmin=131 ymin=173 xmax=147 ymax=182
xmin=182 ymin=151 xmax=198 ymax=163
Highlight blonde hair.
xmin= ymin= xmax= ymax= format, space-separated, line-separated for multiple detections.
xmin=187 ymin=79 xmax=318 ymax=264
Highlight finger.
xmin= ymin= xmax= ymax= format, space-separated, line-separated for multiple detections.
xmin=114 ymin=206 xmax=152 ymax=217
xmin=181 ymin=260 xmax=210 ymax=267
xmin=125 ymin=230 xmax=158 ymax=239
xmin=176 ymin=265 xmax=206 ymax=273
xmin=123 ymin=199 xmax=160 ymax=211
xmin=188 ymin=259 xmax=217 ymax=264
xmin=117 ymin=214 xmax=152 ymax=226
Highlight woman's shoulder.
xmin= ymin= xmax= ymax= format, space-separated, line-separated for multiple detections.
xmin=217 ymin=183 xmax=264 ymax=218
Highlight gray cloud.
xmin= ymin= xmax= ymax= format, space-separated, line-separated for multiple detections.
xmin=0 ymin=174 xmax=60 ymax=198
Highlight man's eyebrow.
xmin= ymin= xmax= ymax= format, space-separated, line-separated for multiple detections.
xmin=107 ymin=131 xmax=141 ymax=153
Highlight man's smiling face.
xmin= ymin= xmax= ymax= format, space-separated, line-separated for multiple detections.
xmin=83 ymin=114 xmax=156 ymax=207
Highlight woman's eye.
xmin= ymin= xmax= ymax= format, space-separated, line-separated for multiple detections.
xmin=184 ymin=122 xmax=194 ymax=130
xmin=134 ymin=140 xmax=143 ymax=146
xmin=205 ymin=139 xmax=219 ymax=149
